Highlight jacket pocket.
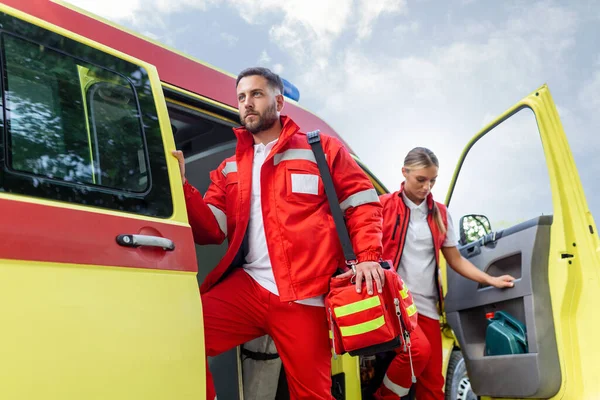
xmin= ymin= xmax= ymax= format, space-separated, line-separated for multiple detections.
xmin=285 ymin=165 xmax=324 ymax=203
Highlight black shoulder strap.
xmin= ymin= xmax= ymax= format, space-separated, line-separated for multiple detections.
xmin=307 ymin=130 xmax=357 ymax=264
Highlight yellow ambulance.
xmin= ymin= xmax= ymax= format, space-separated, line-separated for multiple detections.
xmin=0 ymin=1 xmax=597 ymax=399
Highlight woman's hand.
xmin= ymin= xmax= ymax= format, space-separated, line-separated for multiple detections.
xmin=487 ymin=274 xmax=516 ymax=289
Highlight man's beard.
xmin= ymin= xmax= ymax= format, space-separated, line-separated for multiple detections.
xmin=241 ymin=103 xmax=278 ymax=134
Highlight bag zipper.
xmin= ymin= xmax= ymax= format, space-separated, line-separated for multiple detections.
xmin=328 ymin=308 xmax=338 ymax=359
xmin=394 ymin=298 xmax=406 ymax=352
xmin=394 ymin=298 xmax=416 ymax=383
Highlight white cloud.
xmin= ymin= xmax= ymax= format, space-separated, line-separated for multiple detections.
xmin=394 ymin=21 xmax=420 ymax=35
xmin=433 ymin=3 xmax=577 ymax=82
xmin=357 ymin=0 xmax=407 ymax=39
xmin=480 ymin=113 xmax=498 ymax=128
xmin=64 ymin=0 xmax=142 ymax=20
xmin=461 ymin=21 xmax=494 ymax=37
xmin=255 ymin=51 xmax=284 ymax=77
xmin=225 ymin=0 xmax=352 ymax=64
xmin=152 ymin=0 xmax=215 ymax=13
xmin=141 ymin=30 xmax=160 ymax=40
xmin=257 ymin=50 xmax=271 ymax=65
xmin=269 ymin=23 xmax=309 ymax=60
xmin=579 ymin=70 xmax=600 ymax=111
xmin=273 ymin=63 xmax=284 ymax=74
xmin=229 ymin=0 xmax=352 ymax=39
xmin=555 ymin=104 xmax=570 ymax=119
xmin=223 ymin=0 xmax=409 ymax=67
xmin=220 ymin=32 xmax=239 ymax=47
xmin=263 ymin=0 xmax=353 ymax=65
xmin=65 ymin=0 xmax=216 ymax=21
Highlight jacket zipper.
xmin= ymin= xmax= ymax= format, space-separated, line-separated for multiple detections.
xmin=391 ymin=215 xmax=400 ymax=241
xmin=426 ymin=220 xmax=445 ymax=312
xmin=393 ymin=209 xmax=410 ymax=268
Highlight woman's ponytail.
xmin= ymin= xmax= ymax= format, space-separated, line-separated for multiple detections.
xmin=432 ymin=202 xmax=447 ymax=235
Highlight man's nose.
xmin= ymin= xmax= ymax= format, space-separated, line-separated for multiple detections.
xmin=243 ymin=97 xmax=254 ymax=108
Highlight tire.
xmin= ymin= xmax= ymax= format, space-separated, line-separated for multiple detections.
xmin=445 ymin=350 xmax=478 ymax=400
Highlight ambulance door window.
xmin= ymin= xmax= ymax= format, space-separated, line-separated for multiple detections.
xmin=448 ymin=108 xmax=552 ymax=232
xmin=0 ymin=30 xmax=172 ymax=217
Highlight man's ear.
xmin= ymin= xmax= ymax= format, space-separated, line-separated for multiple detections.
xmin=276 ymin=93 xmax=285 ymax=112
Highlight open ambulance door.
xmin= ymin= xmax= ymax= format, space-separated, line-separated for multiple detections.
xmin=0 ymin=4 xmax=205 ymax=399
xmin=443 ymin=85 xmax=600 ymax=399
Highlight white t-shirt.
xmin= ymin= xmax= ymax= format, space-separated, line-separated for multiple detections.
xmin=243 ymin=139 xmax=324 ymax=307
xmin=397 ymin=191 xmax=458 ymax=320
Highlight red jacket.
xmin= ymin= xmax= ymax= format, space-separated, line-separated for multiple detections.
xmin=379 ymin=185 xmax=448 ymax=313
xmin=184 ymin=116 xmax=383 ymax=301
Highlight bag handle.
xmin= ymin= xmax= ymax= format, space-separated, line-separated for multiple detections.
xmin=307 ymin=130 xmax=357 ymax=265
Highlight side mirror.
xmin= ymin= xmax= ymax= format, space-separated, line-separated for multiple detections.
xmin=459 ymin=214 xmax=492 ymax=245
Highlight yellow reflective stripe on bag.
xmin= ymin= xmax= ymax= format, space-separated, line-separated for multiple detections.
xmin=339 ymin=316 xmax=386 ymax=337
xmin=333 ymin=296 xmax=381 ymax=318
xmin=399 ymin=287 xmax=409 ymax=299
xmin=406 ymin=304 xmax=417 ymax=317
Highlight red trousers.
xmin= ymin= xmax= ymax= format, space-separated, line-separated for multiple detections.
xmin=374 ymin=314 xmax=444 ymax=400
xmin=202 ymin=268 xmax=334 ymax=400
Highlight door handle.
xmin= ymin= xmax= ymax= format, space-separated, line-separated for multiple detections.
xmin=116 ymin=234 xmax=175 ymax=251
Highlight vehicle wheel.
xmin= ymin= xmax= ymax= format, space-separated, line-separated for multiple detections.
xmin=445 ymin=350 xmax=478 ymax=400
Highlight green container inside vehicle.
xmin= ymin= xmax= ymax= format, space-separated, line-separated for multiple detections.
xmin=485 ymin=311 xmax=528 ymax=356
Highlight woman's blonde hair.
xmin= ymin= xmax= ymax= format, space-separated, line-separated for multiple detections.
xmin=404 ymin=147 xmax=446 ymax=234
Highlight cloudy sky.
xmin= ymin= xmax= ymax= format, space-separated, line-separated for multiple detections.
xmin=67 ymin=0 xmax=599 ymax=226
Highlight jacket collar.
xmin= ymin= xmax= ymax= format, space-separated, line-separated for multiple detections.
xmin=233 ymin=115 xmax=300 ymax=153
xmin=398 ymin=181 xmax=435 ymax=213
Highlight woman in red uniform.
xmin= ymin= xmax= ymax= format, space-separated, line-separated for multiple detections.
xmin=374 ymin=147 xmax=515 ymax=400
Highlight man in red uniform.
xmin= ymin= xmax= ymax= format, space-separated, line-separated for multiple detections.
xmin=172 ymin=67 xmax=384 ymax=399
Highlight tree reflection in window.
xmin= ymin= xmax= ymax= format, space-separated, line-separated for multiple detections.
xmin=3 ymin=33 xmax=147 ymax=192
